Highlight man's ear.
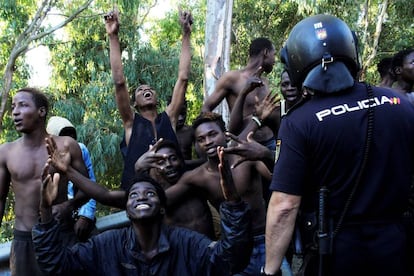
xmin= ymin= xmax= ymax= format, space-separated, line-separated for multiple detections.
xmin=160 ymin=207 xmax=165 ymax=215
xmin=394 ymin=66 xmax=402 ymax=75
xmin=39 ymin=106 xmax=46 ymax=117
xmin=263 ymin=48 xmax=269 ymax=57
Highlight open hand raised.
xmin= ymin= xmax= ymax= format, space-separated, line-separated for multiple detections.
xmin=45 ymin=136 xmax=71 ymax=173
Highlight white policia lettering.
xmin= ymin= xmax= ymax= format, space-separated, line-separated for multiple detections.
xmin=315 ymin=96 xmax=400 ymax=121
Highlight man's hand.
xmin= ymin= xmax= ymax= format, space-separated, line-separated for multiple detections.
xmin=224 ymin=132 xmax=273 ymax=168
xmin=104 ymin=9 xmax=120 ymax=36
xmin=218 ymin=146 xmax=241 ymax=203
xmin=241 ymin=67 xmax=264 ymax=96
xmin=41 ymin=162 xmax=59 ymax=209
xmin=254 ymin=91 xmax=280 ymax=122
xmin=40 ymin=162 xmax=59 ymax=223
xmin=46 ymin=136 xmax=71 ymax=173
xmin=179 ymin=9 xmax=193 ymax=34
xmin=134 ymin=138 xmax=168 ymax=173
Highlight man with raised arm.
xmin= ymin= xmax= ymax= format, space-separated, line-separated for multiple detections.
xmin=33 ymin=147 xmax=252 ymax=275
xmin=105 ymin=9 xmax=192 ymax=190
xmin=202 ymin=38 xmax=277 ymax=151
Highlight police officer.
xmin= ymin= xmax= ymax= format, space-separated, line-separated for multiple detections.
xmin=262 ymin=14 xmax=414 ymax=276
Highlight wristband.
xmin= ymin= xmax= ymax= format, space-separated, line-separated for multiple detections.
xmin=252 ymin=116 xmax=262 ymax=128
xmin=260 ymin=266 xmax=281 ymax=276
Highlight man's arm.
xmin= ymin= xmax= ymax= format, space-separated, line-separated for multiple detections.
xmin=224 ymin=132 xmax=275 ymax=170
xmin=105 ymin=10 xmax=134 ymax=145
xmin=166 ymin=10 xmax=192 ymax=130
xmin=74 ymin=143 xmax=97 ymax=241
xmin=46 ymin=136 xmax=126 ymax=209
xmin=228 ymin=68 xmax=264 ymax=135
xmin=202 ymin=71 xmax=236 ymax=112
xmin=255 ymin=161 xmax=272 ymax=182
xmin=34 ymin=165 xmax=95 ymax=274
xmin=209 ymin=146 xmax=252 ymax=274
xmin=66 ymin=166 xmax=126 ymax=209
xmin=238 ymin=91 xmax=280 ymax=140
xmin=264 ymin=191 xmax=301 ymax=275
xmin=165 ymin=170 xmax=195 ymax=205
xmin=0 ymin=145 xmax=11 ymax=227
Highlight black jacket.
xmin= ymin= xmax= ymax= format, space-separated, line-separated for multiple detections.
xmin=32 ymin=201 xmax=252 ymax=276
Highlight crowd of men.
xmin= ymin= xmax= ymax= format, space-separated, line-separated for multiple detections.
xmin=0 ymin=8 xmax=414 ymax=276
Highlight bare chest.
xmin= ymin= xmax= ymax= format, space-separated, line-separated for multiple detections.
xmin=200 ymin=162 xmax=256 ymax=206
xmin=7 ymin=145 xmax=48 ymax=184
xmin=243 ymin=86 xmax=269 ymax=114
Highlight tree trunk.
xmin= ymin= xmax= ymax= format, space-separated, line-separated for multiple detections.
xmin=203 ymin=0 xmax=233 ymax=125
xmin=360 ymin=0 xmax=388 ymax=80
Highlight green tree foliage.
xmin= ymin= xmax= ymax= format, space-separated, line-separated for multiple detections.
xmin=146 ymin=1 xmax=206 ymax=123
xmin=0 ymin=0 xmax=94 ymax=241
xmin=231 ymin=1 xmax=304 ymax=89
xmin=232 ymin=0 xmax=414 ymax=85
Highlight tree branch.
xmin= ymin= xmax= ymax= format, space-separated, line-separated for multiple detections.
xmin=361 ymin=0 xmax=388 ymax=79
xmin=0 ymin=0 xmax=94 ymax=132
xmin=30 ymin=0 xmax=94 ymax=41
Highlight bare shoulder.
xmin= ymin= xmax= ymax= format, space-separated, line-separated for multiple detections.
xmin=0 ymin=141 xmax=14 ymax=162
xmin=221 ymin=70 xmax=243 ymax=82
xmin=180 ymin=164 xmax=209 ymax=186
xmin=52 ymin=135 xmax=79 ymax=150
xmin=229 ymin=153 xmax=254 ymax=166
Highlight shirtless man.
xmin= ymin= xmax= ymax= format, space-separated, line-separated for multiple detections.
xmin=169 ymin=98 xmax=205 ymax=170
xmin=105 ymin=9 xmax=192 ymax=190
xmin=377 ymin=57 xmax=395 ymax=88
xmin=165 ymin=112 xmax=292 ymax=275
xmin=0 ymin=88 xmax=88 ymax=276
xmin=135 ymin=139 xmax=215 ymax=238
xmin=202 ymin=38 xmax=276 ymax=150
xmin=391 ymin=49 xmax=414 ymax=103
xmin=230 ymin=69 xmax=302 ymax=140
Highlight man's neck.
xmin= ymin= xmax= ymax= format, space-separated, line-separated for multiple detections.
xmin=138 ymin=106 xmax=158 ymax=120
xmin=132 ymin=220 xmax=161 ymax=256
xmin=206 ymin=157 xmax=220 ymax=172
xmin=245 ymin=58 xmax=264 ymax=75
xmin=21 ymin=127 xmax=48 ymax=147
xmin=395 ymin=79 xmax=413 ymax=93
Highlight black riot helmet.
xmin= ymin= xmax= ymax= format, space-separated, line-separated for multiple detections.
xmin=282 ymin=14 xmax=360 ymax=93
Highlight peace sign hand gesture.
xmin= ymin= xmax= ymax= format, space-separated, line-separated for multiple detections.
xmin=134 ymin=138 xmax=169 ymax=173
xmin=241 ymin=66 xmax=265 ymax=96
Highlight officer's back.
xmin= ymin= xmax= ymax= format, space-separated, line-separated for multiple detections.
xmin=264 ymin=14 xmax=414 ymax=276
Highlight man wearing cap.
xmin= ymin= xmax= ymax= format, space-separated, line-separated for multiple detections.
xmin=263 ymin=15 xmax=414 ymax=276
xmin=47 ymin=116 xmax=97 ymax=241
